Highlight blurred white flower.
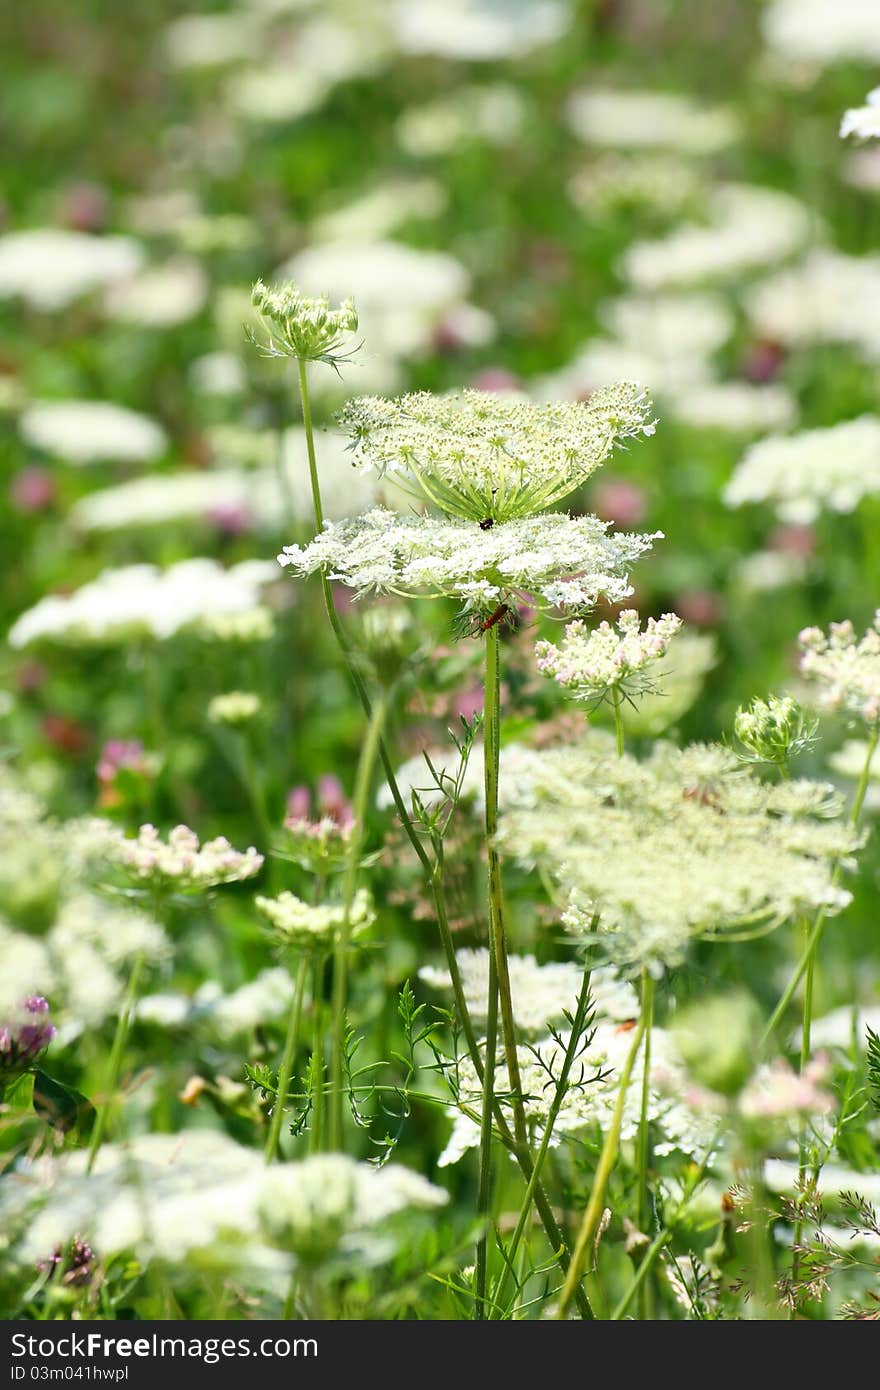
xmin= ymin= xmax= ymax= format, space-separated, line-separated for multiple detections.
xmin=163 ymin=12 xmax=263 ymax=68
xmin=208 ymin=691 xmax=262 ymax=726
xmin=103 ymin=258 xmax=208 ymax=327
xmin=763 ymin=0 xmax=880 ymax=66
xmin=189 ymin=352 xmax=247 ymax=397
xmin=396 ymin=85 xmax=526 ymax=157
xmin=566 ymin=89 xmax=738 ymax=154
xmin=670 ymin=382 xmax=797 ymax=434
xmin=623 ymin=185 xmax=811 ymax=289
xmin=600 ymin=292 xmax=734 ymax=360
xmin=746 ymin=249 xmax=880 ymax=361
xmin=313 ymin=178 xmax=446 ymax=243
xmin=420 ymin=948 xmax=639 ymax=1034
xmin=9 ymin=558 xmax=278 ymax=647
xmin=20 ymin=400 xmax=167 ymax=466
xmin=0 ymin=229 xmax=143 ymax=311
xmin=841 ymin=87 xmax=880 ymax=139
xmin=725 ymin=416 xmax=880 ymax=522
xmin=392 ymin=0 xmax=570 ymax=60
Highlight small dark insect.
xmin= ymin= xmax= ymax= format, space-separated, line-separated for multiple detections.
xmin=615 ymin=1019 xmax=638 ymax=1034
xmin=480 ymin=603 xmax=510 ymax=632
xmin=683 ymin=785 xmax=726 ymax=813
xmin=479 ymin=517 xmax=495 ymax=531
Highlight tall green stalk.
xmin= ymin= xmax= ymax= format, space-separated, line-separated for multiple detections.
xmin=87 ymin=953 xmax=144 ymax=1174
xmin=265 ymin=954 xmax=309 ymax=1163
xmin=291 ymin=359 xmax=590 ymax=1315
xmin=328 ymin=689 xmax=388 ymax=1150
xmin=556 ymin=1010 xmax=646 ymax=1319
xmin=763 ymin=725 xmax=878 ymax=1044
xmin=309 ymin=952 xmax=325 ymax=1154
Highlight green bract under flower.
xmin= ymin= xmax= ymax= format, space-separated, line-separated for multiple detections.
xmin=250 ymin=278 xmax=358 ymax=365
xmin=338 ymin=383 xmax=655 ymax=522
xmin=277 ymin=507 xmax=660 ymax=616
xmin=497 ymin=735 xmax=861 ymax=971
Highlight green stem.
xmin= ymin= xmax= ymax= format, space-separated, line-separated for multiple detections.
xmin=556 ymin=1011 xmax=647 ymax=1319
xmin=328 ymin=689 xmax=388 ymax=1150
xmin=493 ymin=967 xmax=594 ymax=1313
xmin=763 ymin=725 xmax=878 ymax=1045
xmin=309 ymin=952 xmax=325 ymax=1154
xmin=474 ymin=931 xmax=500 ymax=1319
xmin=87 ymin=953 xmax=145 ymax=1174
xmin=612 ymin=687 xmax=625 ymax=758
xmin=635 ymin=968 xmax=655 ymax=1317
xmin=265 ymin=954 xmax=309 ymax=1163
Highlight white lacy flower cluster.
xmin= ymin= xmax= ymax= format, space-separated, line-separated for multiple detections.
xmin=396 ymin=84 xmax=526 ymax=157
xmin=277 ymin=507 xmax=660 ymax=615
xmin=251 ymin=278 xmax=358 ymax=364
xmin=0 ymin=1133 xmax=446 ymax=1279
xmin=842 ymin=88 xmax=880 ymax=140
xmin=439 ymin=1018 xmax=718 ymax=1167
xmin=419 ymin=949 xmax=638 ymax=1035
xmin=8 ymin=559 xmax=278 ymax=648
xmin=340 ymin=383 xmax=654 ymax=523
xmin=724 ymin=417 xmax=880 ymax=523
xmin=19 ymin=400 xmax=167 ymax=466
xmin=799 ymin=614 xmax=880 ymax=724
xmin=117 ymin=824 xmax=263 ymax=890
xmin=497 ymin=736 xmax=860 ymax=970
xmin=535 ymin=610 xmax=682 ymax=705
xmin=566 ymin=89 xmax=738 ymax=154
xmin=747 ymin=251 xmax=880 ymax=363
xmin=623 ymin=184 xmax=811 ymax=290
xmin=137 ymin=967 xmax=294 ymax=1040
xmin=0 ymin=229 xmax=143 ymax=311
xmin=255 ymin=889 xmax=375 ymax=950
xmin=569 ymin=153 xmax=704 ymax=217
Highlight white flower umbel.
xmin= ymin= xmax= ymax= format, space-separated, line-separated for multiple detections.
xmin=497 ymin=736 xmax=860 ymax=972
xmin=599 ymin=291 xmax=734 ymax=361
xmin=116 ymin=824 xmax=263 ymax=890
xmin=103 ymin=258 xmax=208 ymax=328
xmin=438 ymin=1020 xmax=717 ymax=1167
xmin=255 ymin=888 xmax=375 ymax=950
xmin=396 ymin=84 xmax=526 ymax=157
xmin=535 ymin=610 xmax=682 ymax=707
xmin=622 ymin=184 xmax=811 ymax=290
xmin=19 ymin=400 xmax=167 ymax=466
xmin=420 ymin=948 xmax=638 ymax=1034
xmin=339 ymin=384 xmax=654 ymax=522
xmin=566 ymin=89 xmax=738 ymax=155
xmin=9 ymin=558 xmax=278 ymax=647
xmin=0 ymin=229 xmax=143 ymax=311
xmin=799 ymin=614 xmax=880 ymax=724
xmin=278 ymin=507 xmax=660 ymax=616
xmin=724 ymin=417 xmax=880 ymax=524
xmin=568 ymin=153 xmax=704 ymax=217
xmin=670 ymin=382 xmax=797 ymax=435
xmin=842 ymin=87 xmax=880 ymax=140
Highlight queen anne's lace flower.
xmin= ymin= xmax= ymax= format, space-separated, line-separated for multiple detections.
xmin=739 ymin=1057 xmax=834 ymax=1121
xmin=251 ymin=278 xmax=358 ymax=364
xmin=746 ymin=250 xmax=880 ymax=363
xmin=0 ymin=229 xmax=143 ymax=311
xmin=734 ymin=694 xmax=816 ymax=765
xmin=724 ymin=417 xmax=880 ymax=523
xmin=799 ymin=614 xmax=880 ymax=724
xmin=420 ymin=949 xmax=638 ymax=1035
xmin=497 ymin=736 xmax=860 ymax=971
xmin=535 ymin=610 xmax=682 ymax=706
xmin=438 ymin=1020 xmax=718 ymax=1166
xmin=339 ymin=384 xmax=654 ymax=522
xmin=278 ymin=507 xmax=660 ymax=616
xmin=841 ymin=88 xmax=880 ymax=140
xmin=117 ymin=824 xmax=263 ymax=890
xmin=255 ymin=889 xmax=375 ymax=949
xmin=763 ymin=0 xmax=880 ymax=66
